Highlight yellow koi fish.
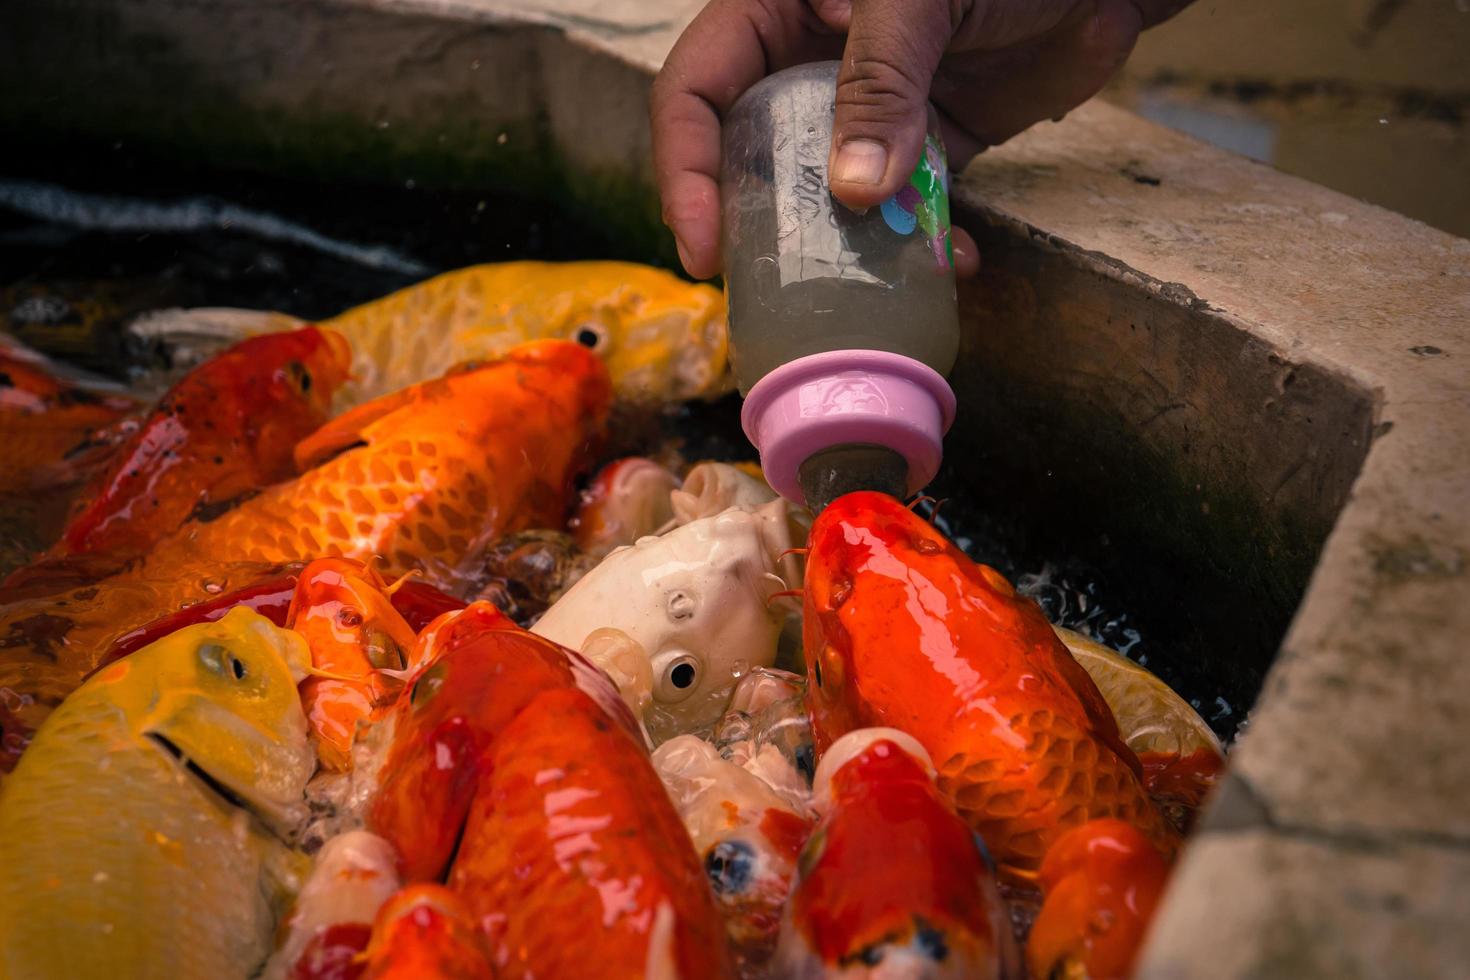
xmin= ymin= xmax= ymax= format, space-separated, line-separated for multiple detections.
xmin=0 ymin=606 xmax=315 ymax=979
xmin=129 ymin=261 xmax=729 ymax=407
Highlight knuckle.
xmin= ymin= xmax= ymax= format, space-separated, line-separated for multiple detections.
xmin=836 ymin=52 xmax=928 ymax=119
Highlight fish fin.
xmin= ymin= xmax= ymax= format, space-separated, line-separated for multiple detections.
xmin=643 ymin=900 xmax=681 ymax=980
xmin=127 ymin=306 xmax=299 ymax=342
xmin=293 ymin=388 xmax=417 ymax=471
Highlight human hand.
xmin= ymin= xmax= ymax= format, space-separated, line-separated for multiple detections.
xmin=651 ymin=0 xmax=1193 ymax=279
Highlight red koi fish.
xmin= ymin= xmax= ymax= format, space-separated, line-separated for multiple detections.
xmin=776 ymin=728 xmax=1018 ymax=979
xmin=1026 ymin=819 xmax=1170 ymax=980
xmin=370 ymin=624 xmax=733 ymax=979
xmin=802 ymin=492 xmax=1174 ymax=878
xmin=52 ymin=326 xmax=352 ymax=559
xmin=361 ymin=885 xmax=494 ymax=980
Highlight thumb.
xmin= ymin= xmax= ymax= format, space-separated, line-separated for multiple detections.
xmin=827 ymin=0 xmax=955 ymax=208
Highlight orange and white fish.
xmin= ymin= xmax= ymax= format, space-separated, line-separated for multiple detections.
xmin=775 ymin=728 xmax=1019 ymax=979
xmin=802 ymin=492 xmax=1174 ymax=879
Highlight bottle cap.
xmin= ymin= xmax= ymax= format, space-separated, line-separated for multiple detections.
xmin=741 ymin=350 xmax=956 ymax=504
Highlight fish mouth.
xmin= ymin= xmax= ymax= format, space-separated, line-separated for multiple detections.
xmin=147 ymin=732 xmax=281 ymax=833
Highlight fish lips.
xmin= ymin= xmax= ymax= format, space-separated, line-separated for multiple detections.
xmin=145 ymin=700 xmax=314 ymax=840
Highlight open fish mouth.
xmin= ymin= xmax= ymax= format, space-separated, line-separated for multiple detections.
xmin=147 ymin=732 xmax=286 ymax=835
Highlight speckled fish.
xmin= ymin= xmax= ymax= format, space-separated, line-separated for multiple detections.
xmin=0 ymin=606 xmax=315 ymax=979
xmin=0 ymin=340 xmax=611 ymax=749
xmin=43 ymin=326 xmax=351 ymax=561
xmin=775 ymin=728 xmax=1018 ymax=979
xmin=802 ymin=492 xmax=1174 ymax=879
xmin=370 ymin=626 xmax=734 ymax=978
xmin=1026 ymin=819 xmax=1170 ymax=980
xmin=130 ymin=261 xmax=730 ymax=406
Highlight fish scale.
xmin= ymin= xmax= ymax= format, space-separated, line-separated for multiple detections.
xmin=803 ymin=492 xmax=1175 ymax=877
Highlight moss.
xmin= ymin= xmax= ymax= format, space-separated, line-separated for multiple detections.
xmin=0 ymin=0 xmax=676 ymax=267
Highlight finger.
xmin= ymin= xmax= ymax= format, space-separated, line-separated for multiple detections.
xmin=827 ymin=0 xmax=955 ymax=208
xmin=650 ymin=0 xmax=842 ymax=279
xmin=930 ymin=0 xmax=1143 ymax=148
xmin=951 ymin=225 xmax=980 ymax=280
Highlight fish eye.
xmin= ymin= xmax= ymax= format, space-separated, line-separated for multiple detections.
xmin=410 ymin=662 xmax=449 ymax=708
xmin=284 ymin=360 xmax=313 ymax=393
xmin=336 ymin=606 xmax=364 ymax=629
xmin=198 ymin=642 xmax=248 ymax=681
xmin=572 ymin=322 xmax=608 ymax=351
xmin=365 ymin=628 xmax=405 ymax=671
xmin=653 ymin=653 xmax=700 ymax=703
xmin=794 ymin=743 xmax=816 ymax=783
xmin=705 ymin=839 xmax=755 ymax=896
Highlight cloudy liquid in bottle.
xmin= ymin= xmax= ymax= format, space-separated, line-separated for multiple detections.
xmin=720 ymin=61 xmax=959 ymax=396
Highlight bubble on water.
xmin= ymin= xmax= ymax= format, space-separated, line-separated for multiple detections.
xmin=1210 ymin=696 xmax=1234 ymax=721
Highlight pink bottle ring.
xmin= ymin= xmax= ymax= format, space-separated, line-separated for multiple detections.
xmin=740 ymin=350 xmax=957 ymax=505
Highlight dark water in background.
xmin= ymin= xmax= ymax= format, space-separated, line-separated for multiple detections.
xmin=0 ymin=152 xmax=1239 ymax=742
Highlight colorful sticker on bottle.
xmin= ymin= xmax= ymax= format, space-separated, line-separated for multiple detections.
xmin=879 ymin=134 xmax=952 ymax=273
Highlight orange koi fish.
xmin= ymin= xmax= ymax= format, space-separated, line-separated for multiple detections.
xmin=0 ymin=345 xmax=137 ymax=494
xmin=0 ymin=341 xmax=610 ymax=759
xmin=1026 ymin=819 xmax=1170 ymax=980
xmin=285 ymin=558 xmax=419 ymax=770
xmin=370 ymin=627 xmax=733 ymax=979
xmin=802 ymin=492 xmax=1173 ymax=878
xmin=50 ymin=326 xmax=351 ymax=560
xmin=361 ymin=885 xmax=494 ymax=980
xmin=776 ymin=728 xmax=1018 ymax=979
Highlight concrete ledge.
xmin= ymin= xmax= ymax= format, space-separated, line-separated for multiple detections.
xmin=2 ymin=0 xmax=1468 ymax=974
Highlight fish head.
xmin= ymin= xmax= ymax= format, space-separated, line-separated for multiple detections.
xmin=651 ymin=734 xmax=813 ymax=950
xmin=93 ymin=605 xmax=316 ymax=837
xmin=535 ymin=506 xmax=792 ymax=742
xmin=537 ymin=262 xmax=728 ymax=402
xmin=286 ymin=557 xmax=419 ymax=768
xmin=288 ymin=557 xmax=417 ymax=677
xmin=1026 ymin=819 xmax=1170 ymax=980
xmin=777 ymin=729 xmax=1016 ymax=980
xmin=572 ymin=457 xmax=681 ymax=556
xmin=243 ymin=325 xmax=354 ymax=445
xmin=803 ymin=491 xmax=1082 ymax=754
xmin=363 ymin=883 xmax=492 ymax=979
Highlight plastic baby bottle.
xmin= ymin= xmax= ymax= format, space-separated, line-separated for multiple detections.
xmin=721 ymin=61 xmax=959 ymax=510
